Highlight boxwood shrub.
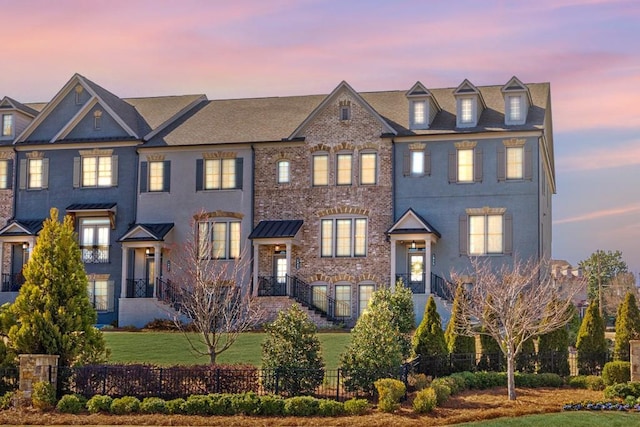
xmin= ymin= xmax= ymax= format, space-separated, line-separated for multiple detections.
xmin=56 ymin=394 xmax=85 ymax=414
xmin=110 ymin=396 xmax=141 ymax=415
xmin=284 ymin=396 xmax=319 ymax=416
xmin=343 ymin=398 xmax=369 ymax=415
xmin=602 ymin=361 xmax=631 ymax=386
xmin=413 ymin=387 xmax=437 ymax=414
xmin=86 ymin=394 xmax=113 ymax=413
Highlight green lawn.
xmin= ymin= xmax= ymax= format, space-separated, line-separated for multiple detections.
xmin=460 ymin=411 xmax=640 ymax=426
xmin=103 ymin=331 xmax=351 ymax=369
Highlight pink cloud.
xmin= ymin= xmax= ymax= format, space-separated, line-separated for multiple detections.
xmin=554 ymin=203 xmax=640 ymax=225
xmin=557 ymin=142 xmax=640 ymax=171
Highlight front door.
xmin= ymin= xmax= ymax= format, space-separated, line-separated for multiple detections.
xmin=409 ymin=252 xmax=425 ymax=293
xmin=273 ymin=254 xmax=287 ymax=294
xmin=146 ymin=256 xmax=156 ymax=296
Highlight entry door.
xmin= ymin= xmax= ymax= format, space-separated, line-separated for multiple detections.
xmin=146 ymin=256 xmax=156 ymax=297
xmin=409 ymin=253 xmax=425 ymax=291
xmin=274 ymin=255 xmax=287 ymax=284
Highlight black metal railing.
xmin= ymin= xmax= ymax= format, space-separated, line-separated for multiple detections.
xmin=430 ymin=273 xmax=454 ymax=301
xmin=125 ymin=278 xmax=154 ymax=298
xmin=395 ymin=273 xmax=426 ymax=294
xmin=1 ymin=272 xmax=24 ymax=292
xmin=257 ymin=276 xmax=287 ymax=296
xmin=80 ymin=245 xmax=110 ymax=264
xmin=156 ymin=278 xmax=184 ymax=309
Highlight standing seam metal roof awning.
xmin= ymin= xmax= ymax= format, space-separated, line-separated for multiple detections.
xmin=249 ymin=220 xmax=303 ymax=239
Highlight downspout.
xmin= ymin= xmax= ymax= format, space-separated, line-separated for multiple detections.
xmin=390 ymin=137 xmax=396 ymax=288
xmin=250 ymin=144 xmax=255 ymax=295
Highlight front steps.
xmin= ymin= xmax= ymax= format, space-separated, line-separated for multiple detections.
xmin=257 ymin=296 xmax=337 ymax=329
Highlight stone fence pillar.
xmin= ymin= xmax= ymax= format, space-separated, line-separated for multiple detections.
xmin=18 ymin=354 xmax=59 ymax=398
xmin=630 ymin=341 xmax=640 ymax=382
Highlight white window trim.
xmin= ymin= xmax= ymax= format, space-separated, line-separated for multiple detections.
xmin=277 ymin=159 xmax=290 ymax=184
xmin=312 ymin=153 xmax=329 ymax=186
xmin=320 ymin=217 xmax=367 ymax=258
xmin=198 ymin=219 xmax=241 ymax=260
xmin=359 ymin=152 xmax=377 ymax=185
xmin=205 ymin=158 xmax=236 ymax=190
xmin=466 ymin=207 xmax=506 ymax=256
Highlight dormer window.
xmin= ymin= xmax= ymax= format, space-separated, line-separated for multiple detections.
xmin=413 ymin=101 xmax=426 ymax=126
xmin=460 ymin=98 xmax=474 ymax=124
xmin=454 ymin=79 xmax=484 ymax=128
xmin=93 ymin=110 xmax=102 ymax=130
xmin=508 ymin=96 xmax=522 ymax=122
xmin=406 ymin=82 xmax=439 ymax=130
xmin=501 ymin=76 xmax=530 ymax=125
xmin=1 ymin=114 xmax=12 ymax=136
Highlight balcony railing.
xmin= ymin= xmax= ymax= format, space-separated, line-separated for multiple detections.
xmin=1 ymin=273 xmax=24 ymax=292
xmin=81 ymin=245 xmax=110 ymax=264
xmin=125 ymin=278 xmax=154 ymax=298
xmin=395 ymin=273 xmax=426 ymax=294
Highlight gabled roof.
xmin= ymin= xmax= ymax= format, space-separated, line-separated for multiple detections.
xmin=501 ymin=76 xmax=533 ymax=104
xmin=0 ymin=96 xmax=39 ymax=117
xmin=387 ymin=208 xmax=441 ymax=238
xmin=119 ymin=223 xmax=175 ymax=242
xmin=288 ymin=81 xmax=397 ymax=139
xmin=249 ymin=220 xmax=304 ymax=239
xmin=453 ymin=79 xmax=486 ymax=108
xmin=0 ymin=219 xmax=45 ymax=236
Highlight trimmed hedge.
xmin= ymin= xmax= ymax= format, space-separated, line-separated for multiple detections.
xmin=602 ymin=361 xmax=631 ymax=386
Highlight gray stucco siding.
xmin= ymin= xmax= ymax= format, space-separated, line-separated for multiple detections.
xmin=26 ymin=90 xmax=91 ymax=141
xmin=66 ymin=104 xmax=131 ymax=140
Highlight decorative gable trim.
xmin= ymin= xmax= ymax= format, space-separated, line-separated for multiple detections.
xmin=453 ymin=79 xmax=486 ymax=128
xmin=406 ymin=81 xmax=440 ymax=130
xmin=501 ymin=76 xmax=532 ymax=126
xmin=288 ymin=81 xmax=396 ymax=139
xmin=26 ymin=151 xmax=44 ymax=159
xmin=387 ymin=207 xmax=441 ymax=238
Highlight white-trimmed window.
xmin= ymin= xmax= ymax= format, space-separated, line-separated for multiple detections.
xmin=358 ymin=284 xmax=375 ymax=317
xmin=82 ymin=156 xmax=112 ymax=187
xmin=149 ymin=161 xmax=164 ymax=192
xmin=80 ymin=218 xmax=110 ymax=263
xmin=469 ymin=214 xmax=503 ymax=255
xmin=336 ymin=153 xmax=352 ymax=185
xmin=359 ymin=152 xmax=377 ymax=185
xmin=277 ymin=160 xmax=290 ymax=184
xmin=0 ymin=160 xmax=10 ymax=189
xmin=206 ymin=158 xmax=235 ymax=189
xmin=412 ymin=100 xmax=426 ymax=126
xmin=312 ymin=284 xmax=328 ymax=313
xmin=87 ymin=279 xmax=114 ymax=312
xmin=508 ymin=96 xmax=522 ymax=122
xmin=335 ymin=284 xmax=352 ymax=318
xmin=412 ymin=151 xmax=424 ymax=175
xmin=312 ymin=153 xmax=328 ymax=186
xmin=2 ymin=114 xmax=12 ymax=137
xmin=460 ymin=98 xmax=473 ymax=124
xmin=28 ymin=158 xmax=43 ymax=189
xmin=506 ymin=146 xmax=524 ymax=180
xmin=198 ymin=219 xmax=241 ymax=260
xmin=320 ymin=217 xmax=367 ymax=257
xmin=457 ymin=148 xmax=474 ymax=182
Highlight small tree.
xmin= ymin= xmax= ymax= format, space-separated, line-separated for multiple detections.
xmin=576 ymin=299 xmax=608 ymax=375
xmin=579 ymin=250 xmax=628 ymax=315
xmin=445 ymin=285 xmax=476 ymax=372
xmin=168 ymin=214 xmax=263 ymax=364
xmin=369 ymin=280 xmax=414 ymax=359
xmin=262 ymin=304 xmax=324 ymax=395
xmin=614 ymin=291 xmax=640 ymax=361
xmin=6 ymin=208 xmax=108 ymax=367
xmin=413 ymin=295 xmax=447 ymax=376
xmin=537 ymin=301 xmax=571 ymax=376
xmin=340 ymin=297 xmax=402 ymax=394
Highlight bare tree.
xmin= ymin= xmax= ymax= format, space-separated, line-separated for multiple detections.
xmin=451 ymin=257 xmax=583 ymax=401
xmin=166 ymin=216 xmax=263 ymax=364
xmin=603 ymin=272 xmax=638 ymax=319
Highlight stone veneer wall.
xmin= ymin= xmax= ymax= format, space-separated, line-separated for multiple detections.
xmin=18 ymin=354 xmax=59 ymax=398
xmin=253 ymin=88 xmax=393 ymax=326
xmin=631 ymin=340 xmax=640 ymax=382
xmin=0 ymin=150 xmax=15 ymax=276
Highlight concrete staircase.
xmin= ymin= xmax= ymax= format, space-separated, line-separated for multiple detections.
xmin=257 ymin=296 xmax=337 ymax=329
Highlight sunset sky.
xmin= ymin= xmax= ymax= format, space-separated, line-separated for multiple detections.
xmin=2 ymin=0 xmax=639 ymax=275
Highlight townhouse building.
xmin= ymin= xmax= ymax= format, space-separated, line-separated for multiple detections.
xmin=0 ymin=74 xmax=555 ymax=328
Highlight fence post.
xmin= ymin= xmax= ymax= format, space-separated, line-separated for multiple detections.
xmin=159 ymin=367 xmax=163 ymax=399
xmin=216 ymin=368 xmax=221 ymax=394
xmin=336 ymin=368 xmax=340 ymax=401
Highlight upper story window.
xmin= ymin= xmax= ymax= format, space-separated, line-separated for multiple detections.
xmin=339 ymin=100 xmax=351 ymax=121
xmin=74 ymin=85 xmax=84 ymax=105
xmin=412 ymin=100 xmax=426 ymax=126
xmin=411 ymin=151 xmax=424 ymax=175
xmin=449 ymin=141 xmax=482 ymax=184
xmin=501 ymin=77 xmax=530 ymax=125
xmin=0 ymin=159 xmax=12 ymax=189
xmin=277 ymin=160 xmax=290 ymax=184
xmin=74 ymin=150 xmax=117 ymax=188
xmin=460 ymin=98 xmax=473 ymax=124
xmin=508 ymin=96 xmax=522 ymax=122
xmin=321 ymin=217 xmax=367 ymax=258
xmin=197 ymin=219 xmax=241 ymax=260
xmin=196 ymin=156 xmax=243 ymax=191
xmin=403 ymin=143 xmax=430 ymax=177
xmin=336 ymin=153 xmax=352 ymax=185
xmin=80 ymin=218 xmax=110 ymax=263
xmin=506 ymin=146 xmax=524 ymax=180
xmin=19 ymin=152 xmax=49 ymax=190
xmin=359 ymin=152 xmax=377 ymax=185
xmin=93 ymin=110 xmax=102 ymax=130
xmin=140 ymin=159 xmax=170 ymax=193
xmin=498 ymin=139 xmax=530 ymax=182
xmin=2 ymin=114 xmax=13 ymax=137
xmin=312 ymin=153 xmax=329 ymax=186
xmin=457 ymin=148 xmax=474 ymax=182
xmin=28 ymin=158 xmax=43 ymax=189
xmin=459 ymin=207 xmax=512 ymax=256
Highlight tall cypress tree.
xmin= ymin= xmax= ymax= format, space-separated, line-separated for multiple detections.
xmin=477 ymin=295 xmax=504 ymax=371
xmin=614 ymin=292 xmax=640 ymax=361
xmin=413 ymin=295 xmax=447 ymax=375
xmin=576 ymin=299 xmax=607 ymax=375
xmin=445 ymin=285 xmax=476 ymax=372
xmin=7 ymin=208 xmax=108 ymax=367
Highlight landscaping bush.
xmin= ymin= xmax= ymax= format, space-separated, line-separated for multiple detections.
xmin=110 ymin=396 xmax=141 ymax=415
xmin=183 ymin=394 xmax=210 ymax=415
xmin=230 ymin=391 xmax=260 ymax=415
xmin=430 ymin=381 xmax=451 ymax=405
xmin=445 ymin=286 xmax=476 ymax=373
xmin=413 ymin=296 xmax=448 ymax=377
xmin=317 ymin=398 xmax=345 ymax=416
xmin=576 ymin=300 xmax=608 ymax=375
xmin=474 ymin=371 xmax=507 ymax=389
xmin=602 ymin=361 xmax=631 ymax=385
xmin=86 ymin=394 xmax=113 ymax=413
xmin=614 ymin=292 xmax=640 ymax=361
xmin=538 ymin=305 xmax=572 ymax=376
xmin=140 ymin=396 xmax=167 ymax=414
xmin=453 ymin=371 xmax=479 ymax=389
xmin=257 ymin=394 xmax=285 ymax=416
xmin=31 ymin=381 xmax=56 ymax=411
xmin=0 ymin=391 xmax=14 ymax=410
xmin=209 ymin=393 xmax=234 ymax=415
xmin=343 ymin=398 xmax=369 ymax=415
xmin=432 ymin=376 xmax=459 ymax=395
xmin=56 ymin=394 xmax=85 ymax=414
xmin=165 ymin=398 xmax=185 ymax=414
xmin=409 ymin=373 xmax=429 ymax=391
xmin=413 ymin=387 xmax=437 ymax=413
xmin=447 ymin=372 xmax=469 ymax=393
xmin=604 ymin=382 xmax=640 ymax=400
xmin=516 ymin=338 xmax=537 ymax=373
xmin=374 ymin=378 xmax=406 ymax=413
xmin=284 ymin=396 xmax=319 ymax=416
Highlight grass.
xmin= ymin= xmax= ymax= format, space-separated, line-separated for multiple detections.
xmin=103 ymin=331 xmax=351 ymax=368
xmin=460 ymin=411 xmax=640 ymax=426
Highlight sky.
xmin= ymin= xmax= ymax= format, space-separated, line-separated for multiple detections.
xmin=1 ymin=0 xmax=639 ymax=275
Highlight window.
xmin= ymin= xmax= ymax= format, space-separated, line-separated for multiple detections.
xmin=82 ymin=156 xmax=112 ymax=187
xmin=2 ymin=114 xmax=12 ymax=137
xmin=411 ymin=151 xmax=424 ymax=175
xmin=28 ymin=158 xmax=43 ymax=189
xmin=412 ymin=100 xmax=426 ymax=126
xmin=320 ymin=217 xmax=367 ymax=257
xmin=359 ymin=152 xmax=377 ymax=185
xmin=87 ymin=279 xmax=114 ymax=312
xmin=19 ymin=156 xmax=48 ymax=190
xmin=340 ymin=105 xmax=351 ymax=121
xmin=506 ymin=146 xmax=524 ymax=180
xmin=336 ymin=153 xmax=352 ymax=185
xmin=358 ymin=284 xmax=375 ymax=317
xmin=312 ymin=154 xmax=328 ymax=186
xmin=457 ymin=148 xmax=474 ymax=182
xmin=335 ymin=284 xmax=351 ymax=318
xmin=460 ymin=98 xmax=473 ymax=124
xmin=469 ymin=214 xmax=503 ymax=255
xmin=508 ymin=96 xmax=522 ymax=122
xmin=198 ymin=220 xmax=241 ymax=259
xmin=80 ymin=218 xmax=110 ymax=263
xmin=277 ymin=160 xmax=290 ymax=184
xmin=312 ymin=285 xmax=328 ymax=313
xmin=140 ymin=160 xmax=170 ymax=193
xmin=206 ymin=158 xmax=235 ymax=189
xmin=0 ymin=160 xmax=11 ymax=189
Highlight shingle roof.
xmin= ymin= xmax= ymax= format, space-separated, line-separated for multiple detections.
xmin=125 ymin=94 xmax=206 ymax=133
xmin=0 ymin=219 xmax=46 ymax=236
xmin=0 ymin=96 xmax=39 ymax=116
xmin=249 ymin=220 xmax=304 ymax=239
xmin=119 ymin=223 xmax=175 ymax=242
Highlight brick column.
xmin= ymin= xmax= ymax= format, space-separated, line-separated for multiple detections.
xmin=18 ymin=354 xmax=60 ymax=398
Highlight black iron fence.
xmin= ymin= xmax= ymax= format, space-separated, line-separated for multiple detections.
xmin=1 ymin=273 xmax=24 ymax=292
xmin=125 ymin=278 xmax=154 ymax=298
xmin=395 ymin=273 xmax=426 ymax=294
